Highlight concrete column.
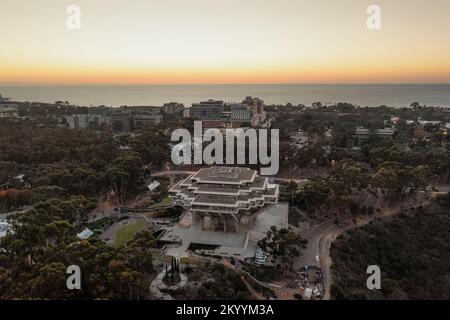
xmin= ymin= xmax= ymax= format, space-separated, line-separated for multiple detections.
xmin=230 ymin=213 xmax=239 ymax=233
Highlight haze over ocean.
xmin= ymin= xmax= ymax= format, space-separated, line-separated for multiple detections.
xmin=1 ymin=84 xmax=450 ymax=108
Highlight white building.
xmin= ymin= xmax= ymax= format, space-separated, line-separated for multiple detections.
xmin=77 ymin=228 xmax=94 ymax=240
xmin=0 ymin=218 xmax=12 ymax=239
xmin=147 ymin=180 xmax=161 ymax=192
xmin=0 ymin=104 xmax=19 ymax=119
xmin=0 ymin=94 xmax=9 ymax=103
xmin=64 ymin=113 xmax=111 ymax=129
xmin=355 ymin=126 xmax=396 ymax=138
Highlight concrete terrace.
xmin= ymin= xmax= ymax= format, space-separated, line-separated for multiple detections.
xmin=160 ymin=203 xmax=289 ymax=260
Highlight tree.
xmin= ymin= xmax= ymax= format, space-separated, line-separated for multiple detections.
xmin=106 ymin=154 xmax=144 ymax=201
xmin=331 ymin=159 xmax=371 ymax=189
xmin=258 ymin=226 xmax=307 ymax=272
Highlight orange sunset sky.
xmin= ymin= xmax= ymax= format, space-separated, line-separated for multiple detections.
xmin=1 ymin=0 xmax=450 ymax=85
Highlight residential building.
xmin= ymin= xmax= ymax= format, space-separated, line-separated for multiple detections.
xmin=242 ymin=96 xmax=266 ymax=126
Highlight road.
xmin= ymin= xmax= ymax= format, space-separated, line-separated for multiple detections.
xmin=297 ymin=192 xmax=435 ymax=300
xmin=295 ymin=219 xmax=335 ymax=269
xmin=151 ymin=170 xmax=196 ymax=177
xmin=151 ymin=170 xmax=196 ymax=185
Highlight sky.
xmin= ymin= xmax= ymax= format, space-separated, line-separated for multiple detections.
xmin=1 ymin=0 xmax=450 ymax=85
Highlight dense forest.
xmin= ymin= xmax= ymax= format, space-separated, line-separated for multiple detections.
xmin=0 ymin=118 xmax=168 ymax=299
xmin=0 ymin=118 xmax=170 ymax=209
xmin=330 ymin=200 xmax=450 ymax=300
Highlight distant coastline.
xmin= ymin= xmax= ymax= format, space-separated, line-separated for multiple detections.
xmin=1 ymin=84 xmax=450 ymax=108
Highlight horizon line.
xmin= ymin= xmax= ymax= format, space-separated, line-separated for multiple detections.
xmin=2 ymin=82 xmax=450 ymax=87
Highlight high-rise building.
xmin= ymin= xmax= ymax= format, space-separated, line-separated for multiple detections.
xmin=230 ymin=104 xmax=253 ymax=127
xmin=242 ymin=96 xmax=266 ymax=126
xmin=190 ymin=100 xmax=225 ymax=120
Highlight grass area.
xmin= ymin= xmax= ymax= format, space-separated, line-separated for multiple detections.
xmin=151 ymin=196 xmax=172 ymax=208
xmin=114 ymin=220 xmax=145 ymax=247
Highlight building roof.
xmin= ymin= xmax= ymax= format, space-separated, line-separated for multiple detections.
xmin=77 ymin=228 xmax=94 ymax=240
xmin=191 ymin=167 xmax=256 ymax=185
xmin=192 ymin=100 xmax=224 ymax=106
xmin=0 ymin=105 xmax=18 ymax=113
xmin=147 ymin=180 xmax=160 ymax=192
xmin=169 ymin=167 xmax=279 ymax=216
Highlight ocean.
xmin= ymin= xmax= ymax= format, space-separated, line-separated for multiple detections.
xmin=1 ymin=84 xmax=450 ymax=108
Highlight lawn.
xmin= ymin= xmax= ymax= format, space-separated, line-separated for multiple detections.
xmin=114 ymin=220 xmax=145 ymax=247
xmin=151 ymin=196 xmax=172 ymax=208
